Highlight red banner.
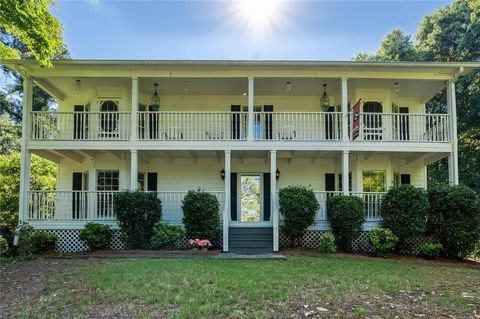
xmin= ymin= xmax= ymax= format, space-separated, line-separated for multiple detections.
xmin=352 ymin=99 xmax=361 ymax=140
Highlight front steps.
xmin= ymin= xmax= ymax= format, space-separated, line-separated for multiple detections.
xmin=228 ymin=227 xmax=273 ymax=254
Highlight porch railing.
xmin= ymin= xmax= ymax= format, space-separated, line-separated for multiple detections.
xmin=27 ymin=190 xmax=225 ymax=224
xmin=349 ymin=113 xmax=450 ymax=142
xmin=351 ymin=192 xmax=386 ymax=221
xmin=138 ymin=112 xmax=247 ymax=140
xmin=31 ymin=111 xmax=131 ymax=140
xmin=254 ymin=112 xmax=342 ymax=140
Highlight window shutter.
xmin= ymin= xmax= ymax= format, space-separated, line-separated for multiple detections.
xmin=325 ymin=173 xmax=335 ymax=192
xmin=230 ymin=173 xmax=237 ymax=221
xmin=147 ymin=173 xmax=158 ymax=191
xmin=263 ymin=173 xmax=271 ymax=221
xmin=264 ymin=105 xmax=273 ymax=139
xmin=231 ymin=105 xmax=241 ymax=139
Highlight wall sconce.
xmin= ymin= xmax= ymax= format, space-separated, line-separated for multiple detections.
xmin=276 ymin=169 xmax=280 ymax=180
xmin=220 ymin=169 xmax=225 ymax=180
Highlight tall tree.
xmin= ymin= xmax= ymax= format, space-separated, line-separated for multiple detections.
xmin=352 ymin=0 xmax=480 ymax=193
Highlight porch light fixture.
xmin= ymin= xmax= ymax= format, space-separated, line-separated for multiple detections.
xmin=276 ymin=169 xmax=280 ymax=180
xmin=183 ymin=80 xmax=189 ymax=92
xmin=285 ymin=81 xmax=292 ymax=93
xmin=320 ymin=83 xmax=330 ymax=112
xmin=220 ymin=169 xmax=225 ymax=180
xmin=394 ymin=82 xmax=400 ymax=94
xmin=75 ymin=79 xmax=81 ymax=93
xmin=151 ymin=83 xmax=160 ymax=106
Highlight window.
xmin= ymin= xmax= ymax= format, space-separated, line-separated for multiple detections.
xmin=362 ymin=171 xmax=386 ymax=192
xmin=97 ymin=170 xmax=119 ymax=191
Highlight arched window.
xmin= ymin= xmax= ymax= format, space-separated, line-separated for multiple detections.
xmin=100 ymin=100 xmax=119 ymax=133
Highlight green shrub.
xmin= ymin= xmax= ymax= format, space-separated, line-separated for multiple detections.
xmin=368 ymin=228 xmax=398 ymax=257
xmin=427 ymin=185 xmax=480 ymax=258
xmin=182 ymin=189 xmax=220 ymax=241
xmin=151 ymin=221 xmax=184 ymax=249
xmin=28 ymin=231 xmax=58 ymax=254
xmin=318 ymin=232 xmax=336 ymax=253
xmin=17 ymin=224 xmax=34 ymax=255
xmin=419 ymin=242 xmax=443 ymax=259
xmin=279 ymin=185 xmax=320 ymax=246
xmin=79 ymin=222 xmax=112 ymax=251
xmin=113 ymin=191 xmax=162 ymax=248
xmin=0 ymin=235 xmax=8 ymax=256
xmin=327 ymin=195 xmax=365 ymax=251
xmin=380 ymin=185 xmax=429 ymax=249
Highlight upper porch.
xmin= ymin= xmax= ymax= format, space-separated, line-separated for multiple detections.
xmin=7 ymin=60 xmax=466 ymax=149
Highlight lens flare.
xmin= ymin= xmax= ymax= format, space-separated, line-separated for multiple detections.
xmin=233 ymin=0 xmax=287 ymax=36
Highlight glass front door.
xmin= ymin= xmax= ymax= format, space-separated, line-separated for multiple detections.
xmin=240 ymin=174 xmax=261 ymax=222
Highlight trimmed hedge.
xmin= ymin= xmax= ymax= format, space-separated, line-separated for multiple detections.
xmin=278 ymin=185 xmax=319 ymax=246
xmin=380 ymin=185 xmax=429 ymax=249
xmin=113 ymin=191 xmax=162 ymax=248
xmin=79 ymin=222 xmax=112 ymax=251
xmin=28 ymin=231 xmax=58 ymax=254
xmin=368 ymin=228 xmax=398 ymax=257
xmin=427 ymin=185 xmax=480 ymax=258
xmin=327 ymin=195 xmax=365 ymax=251
xmin=151 ymin=221 xmax=184 ymax=249
xmin=182 ymin=189 xmax=220 ymax=242
xmin=318 ymin=232 xmax=336 ymax=253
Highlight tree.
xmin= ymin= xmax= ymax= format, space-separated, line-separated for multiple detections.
xmin=353 ymin=0 xmax=480 ymax=193
xmin=0 ymin=114 xmax=20 ymax=155
xmin=0 ymin=0 xmax=64 ymax=67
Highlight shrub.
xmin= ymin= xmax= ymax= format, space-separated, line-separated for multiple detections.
xmin=419 ymin=242 xmax=443 ymax=260
xmin=17 ymin=224 xmax=34 ymax=255
xmin=327 ymin=195 xmax=365 ymax=251
xmin=182 ymin=189 xmax=220 ymax=242
xmin=79 ymin=222 xmax=112 ymax=251
xmin=318 ymin=232 xmax=336 ymax=253
xmin=0 ymin=235 xmax=8 ymax=256
xmin=113 ymin=191 xmax=162 ymax=248
xmin=28 ymin=231 xmax=58 ymax=254
xmin=151 ymin=221 xmax=184 ymax=249
xmin=278 ymin=185 xmax=319 ymax=246
xmin=427 ymin=185 xmax=480 ymax=258
xmin=380 ymin=185 xmax=429 ymax=249
xmin=368 ymin=228 xmax=398 ymax=257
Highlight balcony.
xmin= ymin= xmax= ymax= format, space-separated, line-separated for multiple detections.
xmin=30 ymin=111 xmax=450 ymax=143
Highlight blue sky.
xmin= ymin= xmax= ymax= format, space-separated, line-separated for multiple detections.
xmin=55 ymin=0 xmax=449 ymax=61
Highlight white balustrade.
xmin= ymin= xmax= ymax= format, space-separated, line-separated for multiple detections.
xmin=138 ymin=112 xmax=247 ymax=140
xmin=31 ymin=111 xmax=131 ymax=140
xmin=254 ymin=112 xmax=342 ymax=140
xmin=351 ymin=192 xmax=386 ymax=221
xmin=350 ymin=113 xmax=450 ymax=142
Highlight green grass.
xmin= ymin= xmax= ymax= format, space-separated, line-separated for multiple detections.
xmin=7 ymin=254 xmax=480 ymax=318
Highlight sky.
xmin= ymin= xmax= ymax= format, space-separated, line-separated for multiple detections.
xmin=52 ymin=0 xmax=452 ymax=61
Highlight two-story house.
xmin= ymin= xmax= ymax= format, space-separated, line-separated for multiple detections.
xmin=3 ymin=60 xmax=477 ymax=253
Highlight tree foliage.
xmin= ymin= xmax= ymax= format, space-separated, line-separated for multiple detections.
xmin=353 ymin=0 xmax=480 ymax=193
xmin=0 ymin=0 xmax=64 ymax=67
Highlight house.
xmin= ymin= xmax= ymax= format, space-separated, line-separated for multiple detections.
xmin=2 ymin=60 xmax=478 ymax=253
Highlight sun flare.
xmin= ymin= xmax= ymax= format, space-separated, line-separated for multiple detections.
xmin=234 ymin=0 xmax=286 ymax=35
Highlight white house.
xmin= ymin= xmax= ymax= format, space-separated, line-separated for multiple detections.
xmin=2 ymin=60 xmax=478 ymax=253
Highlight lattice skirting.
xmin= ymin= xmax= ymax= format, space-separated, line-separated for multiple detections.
xmin=42 ymin=229 xmax=223 ymax=253
xmin=279 ymin=230 xmax=431 ymax=255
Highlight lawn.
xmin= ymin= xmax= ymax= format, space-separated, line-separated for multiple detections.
xmin=1 ymin=253 xmax=479 ymax=318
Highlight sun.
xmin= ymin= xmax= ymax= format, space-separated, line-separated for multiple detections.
xmin=234 ymin=0 xmax=285 ymax=35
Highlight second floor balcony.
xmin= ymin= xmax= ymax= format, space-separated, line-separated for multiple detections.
xmin=30 ymin=110 xmax=451 ymax=143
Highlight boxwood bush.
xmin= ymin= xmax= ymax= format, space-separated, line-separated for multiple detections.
xmin=79 ymin=222 xmax=113 ymax=251
xmin=427 ymin=185 xmax=480 ymax=258
xmin=327 ymin=195 xmax=364 ymax=251
xmin=151 ymin=221 xmax=184 ymax=249
xmin=0 ymin=235 xmax=8 ymax=256
xmin=182 ymin=189 xmax=220 ymax=241
xmin=317 ymin=232 xmax=336 ymax=253
xmin=113 ymin=191 xmax=162 ymax=248
xmin=380 ymin=185 xmax=429 ymax=249
xmin=278 ymin=185 xmax=319 ymax=246
xmin=419 ymin=242 xmax=443 ymax=259
xmin=28 ymin=231 xmax=58 ymax=254
xmin=368 ymin=228 xmax=398 ymax=257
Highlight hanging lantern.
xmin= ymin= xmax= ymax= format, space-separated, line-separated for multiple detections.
xmin=151 ymin=83 xmax=160 ymax=106
xmin=320 ymin=83 xmax=330 ymax=112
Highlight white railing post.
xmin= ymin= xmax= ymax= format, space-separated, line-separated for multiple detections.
xmin=247 ymin=77 xmax=254 ymax=141
xmin=342 ymin=150 xmax=349 ymax=195
xmin=223 ymin=150 xmax=231 ymax=252
xmin=271 ymin=150 xmax=279 ymax=252
xmin=341 ymin=78 xmax=349 ymax=142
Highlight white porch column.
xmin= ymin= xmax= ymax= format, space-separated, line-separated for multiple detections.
xmin=131 ymin=77 xmax=139 ymax=141
xmin=223 ymin=150 xmax=231 ymax=252
xmin=130 ymin=150 xmax=138 ymax=190
xmin=247 ymin=77 xmax=254 ymax=141
xmin=341 ymin=78 xmax=349 ymax=142
xmin=447 ymin=80 xmax=459 ymax=185
xmin=271 ymin=150 xmax=279 ymax=252
xmin=342 ymin=150 xmax=349 ymax=195
xmin=18 ymin=77 xmax=33 ymax=226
